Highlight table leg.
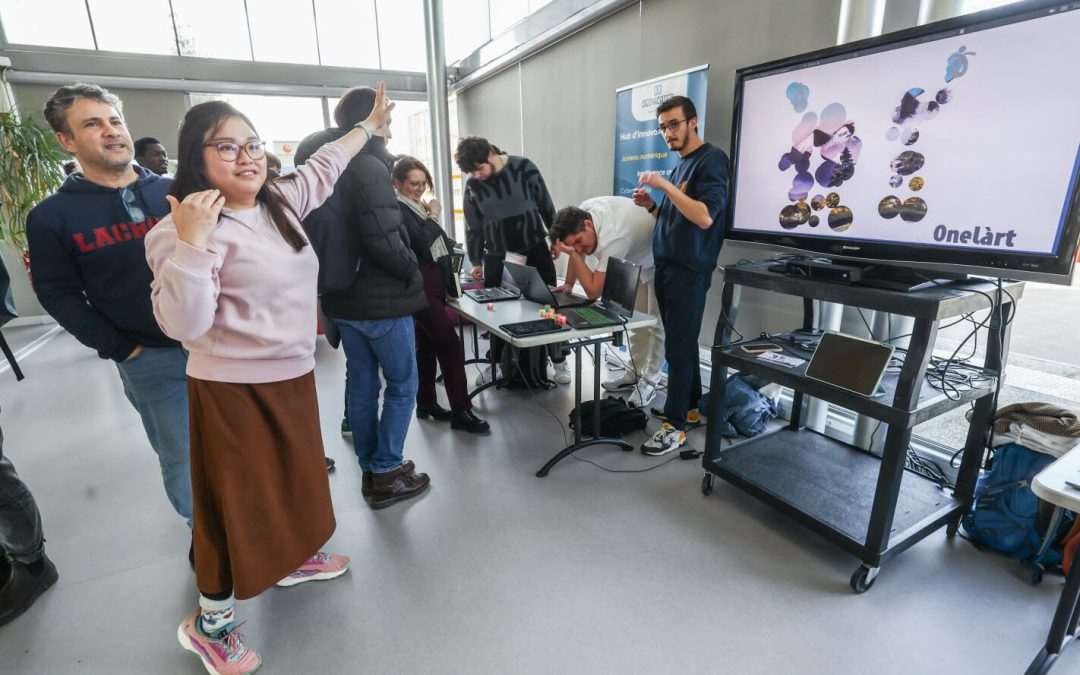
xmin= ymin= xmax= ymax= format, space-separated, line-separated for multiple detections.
xmin=536 ymin=338 xmax=632 ymax=477
xmin=1025 ymin=536 xmax=1080 ymax=674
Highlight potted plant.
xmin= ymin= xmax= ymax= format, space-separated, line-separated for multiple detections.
xmin=0 ymin=110 xmax=68 ymax=279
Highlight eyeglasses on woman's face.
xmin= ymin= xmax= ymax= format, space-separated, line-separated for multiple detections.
xmin=203 ymin=140 xmax=266 ymax=162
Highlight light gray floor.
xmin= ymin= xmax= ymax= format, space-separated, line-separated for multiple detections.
xmin=1 ymin=327 xmax=1079 ymax=674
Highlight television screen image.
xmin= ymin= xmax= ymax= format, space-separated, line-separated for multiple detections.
xmin=726 ymin=1 xmax=1080 ymax=283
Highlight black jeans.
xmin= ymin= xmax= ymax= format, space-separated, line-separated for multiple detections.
xmin=654 ymin=262 xmax=712 ymax=430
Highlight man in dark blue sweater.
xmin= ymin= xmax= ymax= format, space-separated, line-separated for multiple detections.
xmin=633 ymin=96 xmax=729 ymax=456
xmin=26 ymin=84 xmax=193 ymax=530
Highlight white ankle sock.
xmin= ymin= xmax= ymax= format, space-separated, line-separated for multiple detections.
xmin=198 ymin=594 xmax=235 ymax=637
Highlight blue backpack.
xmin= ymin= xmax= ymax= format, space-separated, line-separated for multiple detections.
xmin=961 ymin=443 xmax=1072 ymax=572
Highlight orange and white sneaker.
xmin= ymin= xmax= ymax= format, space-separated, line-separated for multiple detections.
xmin=177 ymin=611 xmax=261 ymax=675
xmin=276 ymin=552 xmax=350 ymax=587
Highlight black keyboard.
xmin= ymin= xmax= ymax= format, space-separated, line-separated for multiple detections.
xmin=566 ymin=306 xmax=615 ymax=325
xmin=465 ymin=287 xmax=520 ymax=302
xmin=500 ymin=319 xmax=567 ymax=338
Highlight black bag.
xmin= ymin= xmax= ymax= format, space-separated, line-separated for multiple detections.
xmin=496 ymin=344 xmax=553 ymax=390
xmin=568 ymin=397 xmax=648 ymax=437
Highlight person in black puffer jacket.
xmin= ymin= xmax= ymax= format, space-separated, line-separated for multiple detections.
xmin=295 ymin=87 xmax=430 ymax=510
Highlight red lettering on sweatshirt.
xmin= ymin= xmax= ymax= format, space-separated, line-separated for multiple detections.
xmin=72 ymin=216 xmax=158 ymax=252
xmin=112 ymin=223 xmax=132 ymax=242
xmin=94 ymin=227 xmax=117 ymax=248
xmin=73 ymin=233 xmax=96 ymax=252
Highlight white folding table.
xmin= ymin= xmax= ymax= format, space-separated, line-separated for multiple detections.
xmin=449 ymin=294 xmax=657 ymax=476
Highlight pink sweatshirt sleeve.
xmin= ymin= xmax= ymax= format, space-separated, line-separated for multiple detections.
xmin=145 ymin=217 xmax=223 ymax=342
xmin=271 ymin=141 xmax=351 ymax=220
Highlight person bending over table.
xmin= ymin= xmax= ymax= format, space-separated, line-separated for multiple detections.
xmin=548 ymin=196 xmax=664 ymax=408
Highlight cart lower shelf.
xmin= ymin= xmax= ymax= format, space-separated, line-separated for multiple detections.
xmin=703 ymin=427 xmax=960 ymax=570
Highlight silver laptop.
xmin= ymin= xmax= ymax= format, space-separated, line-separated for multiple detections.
xmin=804 ymin=331 xmax=894 ymax=397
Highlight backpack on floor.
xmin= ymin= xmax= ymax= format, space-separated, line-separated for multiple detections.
xmin=961 ymin=443 xmax=1075 ymax=573
xmin=569 ymin=397 xmax=647 ymax=438
xmin=497 ymin=345 xmax=554 ymax=390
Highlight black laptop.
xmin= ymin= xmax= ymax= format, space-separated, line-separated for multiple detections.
xmin=558 ymin=257 xmax=641 ymax=329
xmin=503 ymin=261 xmax=592 ymax=308
xmin=463 ymin=254 xmax=524 ymax=302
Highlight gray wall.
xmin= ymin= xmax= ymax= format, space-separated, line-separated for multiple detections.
xmin=457 ymin=0 xmax=846 ymax=344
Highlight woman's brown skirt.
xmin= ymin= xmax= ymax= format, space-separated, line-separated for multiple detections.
xmin=188 ymin=371 xmax=335 ymax=600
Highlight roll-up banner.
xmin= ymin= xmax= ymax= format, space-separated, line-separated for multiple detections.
xmin=614 ymin=65 xmax=709 ymax=196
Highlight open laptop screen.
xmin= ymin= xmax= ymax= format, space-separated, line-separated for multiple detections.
xmin=804 ymin=331 xmax=894 ymax=397
xmin=600 ymin=257 xmax=641 ymax=316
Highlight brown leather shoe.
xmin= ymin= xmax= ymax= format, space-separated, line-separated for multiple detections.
xmin=0 ymin=554 xmax=58 ymax=627
xmin=362 ymin=460 xmax=415 ymax=498
xmin=369 ymin=464 xmax=430 ymax=509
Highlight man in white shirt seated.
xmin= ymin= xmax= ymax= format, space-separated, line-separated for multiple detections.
xmin=549 ymin=196 xmax=664 ymax=407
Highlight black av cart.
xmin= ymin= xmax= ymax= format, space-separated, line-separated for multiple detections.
xmin=701 ymin=261 xmax=1023 ymax=592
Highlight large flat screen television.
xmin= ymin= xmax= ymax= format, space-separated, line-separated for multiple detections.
xmin=725 ymin=0 xmax=1080 ymax=284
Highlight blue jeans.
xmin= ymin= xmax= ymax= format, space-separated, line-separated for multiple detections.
xmin=0 ymin=421 xmax=45 ymax=564
xmin=332 ymin=317 xmax=418 ymax=474
xmin=115 ymin=346 xmax=193 ymax=526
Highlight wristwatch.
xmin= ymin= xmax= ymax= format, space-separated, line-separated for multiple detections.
xmin=354 ymin=120 xmax=375 ymax=136
xmin=648 ymin=203 xmax=658 ymax=215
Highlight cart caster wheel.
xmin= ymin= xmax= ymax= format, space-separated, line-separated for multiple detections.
xmin=850 ymin=564 xmax=879 ymax=594
xmin=1029 ymin=567 xmax=1044 ymax=585
xmin=946 ymin=521 xmax=959 ymax=538
xmin=702 ymin=473 xmax=715 ymax=496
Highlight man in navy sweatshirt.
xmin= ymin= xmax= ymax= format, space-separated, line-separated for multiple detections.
xmin=26 ymin=84 xmax=192 ymax=531
xmin=632 ymin=95 xmax=729 ymax=456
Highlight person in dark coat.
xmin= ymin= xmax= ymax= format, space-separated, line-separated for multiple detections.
xmin=392 ymin=156 xmax=489 ymax=434
xmin=295 ymin=86 xmax=431 ymax=509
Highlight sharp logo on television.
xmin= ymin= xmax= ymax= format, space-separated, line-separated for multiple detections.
xmin=728 ymin=2 xmax=1080 ymax=282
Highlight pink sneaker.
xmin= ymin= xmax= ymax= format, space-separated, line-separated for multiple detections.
xmin=276 ymin=551 xmax=350 ymax=587
xmin=177 ymin=610 xmax=261 ymax=675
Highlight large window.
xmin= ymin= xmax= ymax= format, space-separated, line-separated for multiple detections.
xmin=1 ymin=0 xmax=569 ymax=68
xmin=88 ymin=0 xmax=178 ymax=55
xmin=172 ymin=0 xmax=253 ymax=60
xmin=0 ymin=0 xmax=429 ymax=71
xmin=247 ymin=3 xmax=320 ymax=65
xmin=374 ymin=0 xmax=426 ymax=72
xmin=0 ymin=0 xmax=95 ymax=49
xmin=314 ymin=0 xmax=381 ymax=69
xmin=443 ymin=0 xmax=489 ymax=64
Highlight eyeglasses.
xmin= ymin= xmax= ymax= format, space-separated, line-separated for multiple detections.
xmin=657 ymin=119 xmax=686 ymax=134
xmin=120 ymin=188 xmax=145 ymax=222
xmin=203 ymin=140 xmax=266 ymax=162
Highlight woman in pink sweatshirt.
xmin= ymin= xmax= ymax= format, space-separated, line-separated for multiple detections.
xmin=145 ymin=83 xmax=393 ymax=675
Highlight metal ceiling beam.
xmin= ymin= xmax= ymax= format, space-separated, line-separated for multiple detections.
xmin=0 ymin=43 xmax=428 ymax=100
